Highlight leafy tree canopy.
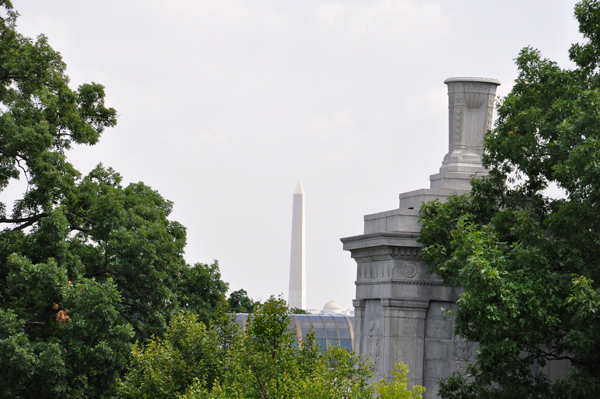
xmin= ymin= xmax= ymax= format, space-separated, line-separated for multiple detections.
xmin=289 ymin=306 xmax=308 ymax=314
xmin=227 ymin=288 xmax=258 ymax=313
xmin=118 ymin=296 xmax=425 ymax=399
xmin=0 ymin=2 xmax=228 ymax=397
xmin=419 ymin=1 xmax=600 ymax=398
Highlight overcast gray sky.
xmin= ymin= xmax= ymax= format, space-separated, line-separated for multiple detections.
xmin=10 ymin=0 xmax=581 ymax=310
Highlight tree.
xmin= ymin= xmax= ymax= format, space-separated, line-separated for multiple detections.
xmin=227 ymin=288 xmax=258 ymax=313
xmin=289 ymin=307 xmax=308 ymax=314
xmin=116 ymin=310 xmax=229 ymax=399
xmin=0 ymin=2 xmax=228 ymax=397
xmin=119 ymin=296 xmax=425 ymax=399
xmin=372 ymin=363 xmax=426 ymax=399
xmin=208 ymin=296 xmax=373 ymax=399
xmin=418 ymin=1 xmax=600 ymax=397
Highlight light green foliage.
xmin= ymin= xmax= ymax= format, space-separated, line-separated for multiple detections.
xmin=418 ymin=1 xmax=600 ymax=398
xmin=118 ymin=311 xmax=226 ymax=399
xmin=0 ymin=2 xmax=228 ymax=397
xmin=120 ymin=297 xmax=421 ymax=399
xmin=213 ymin=297 xmax=372 ymax=399
xmin=373 ymin=363 xmax=425 ymax=399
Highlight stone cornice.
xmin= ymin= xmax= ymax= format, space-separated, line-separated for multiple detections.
xmin=444 ymin=77 xmax=501 ymax=85
xmin=341 ymin=232 xmax=422 ymax=251
xmin=356 ymin=279 xmax=447 ymax=287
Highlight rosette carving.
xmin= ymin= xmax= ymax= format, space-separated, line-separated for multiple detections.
xmin=403 ymin=262 xmax=418 ymax=278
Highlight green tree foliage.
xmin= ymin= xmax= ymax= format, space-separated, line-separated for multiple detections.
xmin=418 ymin=1 xmax=600 ymax=397
xmin=0 ymin=2 xmax=228 ymax=397
xmin=211 ymin=297 xmax=374 ymax=399
xmin=117 ymin=311 xmax=229 ymax=399
xmin=372 ymin=363 xmax=426 ymax=399
xmin=120 ymin=297 xmax=371 ymax=399
xmin=119 ymin=297 xmax=425 ymax=399
xmin=227 ymin=288 xmax=257 ymax=313
xmin=289 ymin=307 xmax=308 ymax=314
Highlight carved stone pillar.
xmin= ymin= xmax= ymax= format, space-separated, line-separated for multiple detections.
xmin=430 ymin=77 xmax=500 ymax=191
xmin=341 ymin=231 xmax=462 ymax=395
xmin=341 ymin=77 xmax=500 ymax=399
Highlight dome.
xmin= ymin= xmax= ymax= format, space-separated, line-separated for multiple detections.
xmin=323 ymin=301 xmax=342 ymax=310
xmin=321 ymin=301 xmax=344 ymax=315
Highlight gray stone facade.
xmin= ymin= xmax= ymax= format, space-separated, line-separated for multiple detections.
xmin=341 ymin=77 xmax=500 ymax=398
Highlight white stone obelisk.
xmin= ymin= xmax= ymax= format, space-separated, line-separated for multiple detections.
xmin=288 ymin=181 xmax=306 ymax=310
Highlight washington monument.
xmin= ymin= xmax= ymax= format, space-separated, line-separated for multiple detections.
xmin=288 ymin=180 xmax=306 ymax=309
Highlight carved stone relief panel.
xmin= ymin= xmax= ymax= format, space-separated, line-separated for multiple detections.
xmin=454 ymin=108 xmax=463 ymax=144
xmin=392 ymin=260 xmax=432 ymax=280
xmin=464 ymin=92 xmax=486 ymax=109
xmin=446 ymin=82 xmax=464 ymax=94
xmin=453 ymin=335 xmax=477 ymax=377
xmin=357 ymin=261 xmax=394 ymax=281
xmin=464 ymin=82 xmax=493 ymax=93
xmin=449 ymin=91 xmax=464 ymax=108
xmin=486 ymin=106 xmax=494 ymax=130
xmin=368 ymin=319 xmax=382 ymax=373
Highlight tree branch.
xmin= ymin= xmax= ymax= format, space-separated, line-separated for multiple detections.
xmin=118 ymin=311 xmax=143 ymax=335
xmin=0 ymin=213 xmax=47 ymax=224
xmin=23 ymin=303 xmax=55 ymax=333
xmin=539 ymin=348 xmax=600 ymax=365
xmin=65 ymin=210 xmax=96 ymax=225
xmin=0 ymin=73 xmax=29 ymax=82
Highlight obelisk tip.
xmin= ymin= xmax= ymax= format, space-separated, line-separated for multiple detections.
xmin=294 ymin=180 xmax=304 ymax=195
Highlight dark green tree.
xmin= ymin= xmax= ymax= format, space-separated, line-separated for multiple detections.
xmin=0 ymin=2 xmax=228 ymax=397
xmin=289 ymin=307 xmax=308 ymax=314
xmin=227 ymin=288 xmax=257 ymax=313
xmin=418 ymin=1 xmax=600 ymax=398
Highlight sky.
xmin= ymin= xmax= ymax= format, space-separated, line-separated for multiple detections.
xmin=8 ymin=0 xmax=582 ymax=310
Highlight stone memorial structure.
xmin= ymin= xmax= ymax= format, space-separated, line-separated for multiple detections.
xmin=341 ymin=77 xmax=500 ymax=398
xmin=289 ymin=180 xmax=306 ymax=310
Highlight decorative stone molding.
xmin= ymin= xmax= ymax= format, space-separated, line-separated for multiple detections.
xmin=353 ymin=299 xmax=366 ymax=309
xmin=389 ymin=246 xmax=421 ymax=257
xmin=454 ymin=108 xmax=463 ymax=143
xmin=391 ymin=280 xmax=446 ymax=287
xmin=355 ymin=259 xmax=446 ymax=283
xmin=403 ymin=262 xmax=418 ymax=278
xmin=381 ymin=298 xmax=430 ymax=309
xmin=357 ymin=262 xmax=393 ymax=280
